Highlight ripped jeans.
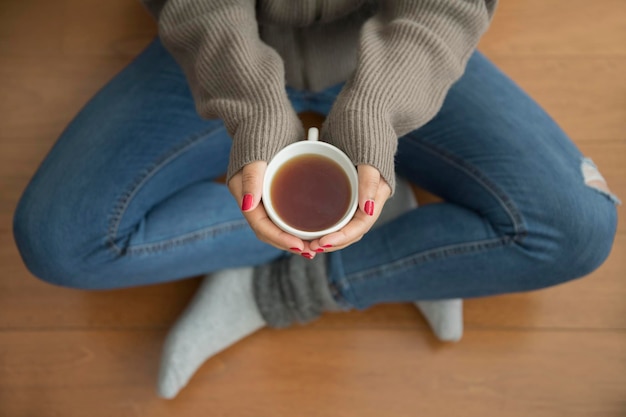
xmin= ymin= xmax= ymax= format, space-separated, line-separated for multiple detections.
xmin=13 ymin=39 xmax=619 ymax=308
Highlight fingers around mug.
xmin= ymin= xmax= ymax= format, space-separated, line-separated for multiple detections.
xmin=239 ymin=161 xmax=267 ymax=212
xmin=240 ymin=202 xmax=312 ymax=255
xmin=358 ymin=164 xmax=381 ymax=217
xmin=311 ymin=210 xmax=371 ymax=252
xmin=228 ymin=162 xmax=310 ymax=255
xmin=313 ymin=175 xmax=392 ymax=251
xmin=308 ymin=165 xmax=380 ymax=251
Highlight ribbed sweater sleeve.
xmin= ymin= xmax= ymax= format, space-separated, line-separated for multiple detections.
xmin=154 ymin=0 xmax=303 ymax=182
xmin=322 ymin=0 xmax=497 ymax=193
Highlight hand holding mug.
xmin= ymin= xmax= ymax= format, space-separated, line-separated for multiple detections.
xmin=229 ymin=128 xmax=390 ymax=257
xmin=262 ymin=127 xmax=359 ymax=240
xmin=263 ymin=127 xmax=391 ymax=253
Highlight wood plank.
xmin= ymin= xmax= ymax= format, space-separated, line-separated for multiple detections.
xmin=0 ymin=0 xmax=155 ymax=58
xmin=485 ymin=58 xmax=626 ymax=142
xmin=0 ymin=56 xmax=138 ymax=142
xmin=0 ymin=329 xmax=624 ymax=416
xmin=0 ymin=0 xmax=66 ymax=58
xmin=3 ymin=0 xmax=625 ymax=59
xmin=479 ymin=0 xmax=626 ymax=56
xmin=59 ymin=0 xmax=155 ymax=58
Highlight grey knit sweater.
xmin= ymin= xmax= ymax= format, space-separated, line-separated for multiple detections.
xmin=141 ymin=0 xmax=497 ymax=192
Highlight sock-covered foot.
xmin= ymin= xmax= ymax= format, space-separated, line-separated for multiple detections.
xmin=157 ymin=267 xmax=265 ymax=399
xmin=415 ymin=299 xmax=463 ymax=342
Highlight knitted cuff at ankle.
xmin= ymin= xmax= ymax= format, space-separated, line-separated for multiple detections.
xmin=252 ymin=254 xmax=339 ymax=328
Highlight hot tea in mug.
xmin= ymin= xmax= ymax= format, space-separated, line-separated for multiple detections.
xmin=262 ymin=128 xmax=359 ymax=240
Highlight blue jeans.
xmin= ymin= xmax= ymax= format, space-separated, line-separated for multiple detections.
xmin=13 ymin=39 xmax=618 ymax=309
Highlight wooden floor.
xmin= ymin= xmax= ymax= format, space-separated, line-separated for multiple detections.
xmin=1 ymin=1 xmax=625 ymax=416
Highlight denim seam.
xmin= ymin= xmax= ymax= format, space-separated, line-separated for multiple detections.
xmin=106 ymin=126 xmax=228 ymax=256
xmin=125 ymin=219 xmax=249 ymax=255
xmin=407 ymin=137 xmax=528 ymax=240
xmin=341 ymin=236 xmax=510 ymax=287
xmin=327 ymin=253 xmax=353 ymax=309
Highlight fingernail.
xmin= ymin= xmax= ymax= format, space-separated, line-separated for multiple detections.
xmin=323 ymin=244 xmax=333 ymax=248
xmin=290 ymin=247 xmax=302 ymax=252
xmin=241 ymin=194 xmax=253 ymax=211
xmin=301 ymin=253 xmax=313 ymax=259
xmin=314 ymin=248 xmax=324 ymax=253
xmin=364 ymin=200 xmax=374 ymax=216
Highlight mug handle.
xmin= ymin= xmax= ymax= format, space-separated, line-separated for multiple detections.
xmin=307 ymin=127 xmax=319 ymax=142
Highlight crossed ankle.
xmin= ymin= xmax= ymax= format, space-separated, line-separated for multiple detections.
xmin=253 ymin=254 xmax=339 ymax=328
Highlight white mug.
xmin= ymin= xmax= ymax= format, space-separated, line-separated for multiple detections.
xmin=262 ymin=127 xmax=359 ymax=240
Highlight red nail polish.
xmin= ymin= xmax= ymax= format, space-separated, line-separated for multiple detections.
xmin=364 ymin=200 xmax=374 ymax=216
xmin=241 ymin=194 xmax=253 ymax=211
xmin=290 ymin=247 xmax=302 ymax=252
xmin=315 ymin=248 xmax=324 ymax=253
xmin=301 ymin=253 xmax=313 ymax=259
xmin=323 ymin=244 xmax=333 ymax=248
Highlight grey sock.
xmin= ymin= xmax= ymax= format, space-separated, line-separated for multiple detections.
xmin=253 ymin=254 xmax=340 ymax=328
xmin=157 ymin=267 xmax=265 ymax=399
xmin=415 ymin=299 xmax=463 ymax=342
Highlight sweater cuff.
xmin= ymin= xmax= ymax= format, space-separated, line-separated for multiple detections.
xmin=322 ymin=108 xmax=398 ymax=194
xmin=226 ymin=106 xmax=304 ymax=183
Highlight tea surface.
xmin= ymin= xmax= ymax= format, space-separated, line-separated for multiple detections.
xmin=270 ymin=154 xmax=351 ymax=232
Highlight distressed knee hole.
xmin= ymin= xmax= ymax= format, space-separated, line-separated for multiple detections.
xmin=581 ymin=158 xmax=621 ymax=205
